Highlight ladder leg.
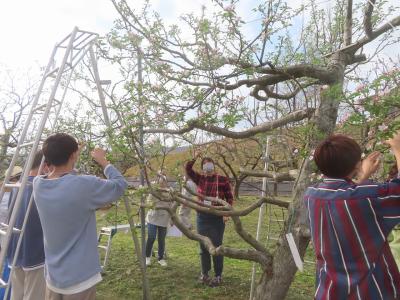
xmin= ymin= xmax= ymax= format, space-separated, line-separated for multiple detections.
xmin=103 ymin=234 xmax=113 ymax=269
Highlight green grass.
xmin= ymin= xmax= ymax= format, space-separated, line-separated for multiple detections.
xmin=95 ymin=197 xmax=315 ymax=299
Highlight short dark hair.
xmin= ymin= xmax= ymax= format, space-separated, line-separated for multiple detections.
xmin=31 ymin=150 xmax=43 ymax=170
xmin=314 ymin=134 xmax=362 ymax=178
xmin=42 ymin=133 xmax=78 ymax=166
xmin=201 ymin=157 xmax=214 ymax=167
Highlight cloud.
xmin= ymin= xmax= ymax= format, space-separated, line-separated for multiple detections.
xmin=0 ymin=0 xmax=117 ymax=68
xmin=0 ymin=0 xmax=398 ymax=72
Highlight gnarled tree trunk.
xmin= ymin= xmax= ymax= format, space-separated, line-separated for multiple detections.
xmin=254 ymin=55 xmax=347 ymax=300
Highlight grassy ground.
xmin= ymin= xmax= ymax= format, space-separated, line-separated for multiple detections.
xmin=95 ymin=197 xmax=315 ymax=300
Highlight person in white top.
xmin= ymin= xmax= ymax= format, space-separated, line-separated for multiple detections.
xmin=145 ymin=173 xmax=171 ymax=267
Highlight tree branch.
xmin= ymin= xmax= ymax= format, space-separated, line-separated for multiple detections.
xmin=231 ymin=215 xmax=268 ymax=253
xmin=364 ymin=0 xmax=376 ymax=38
xmin=239 ymin=168 xmax=296 ymax=183
xmin=344 ymin=0 xmax=353 ymax=46
xmin=251 ymin=81 xmax=317 ymax=101
xmin=167 ymin=207 xmax=271 ymax=267
xmin=256 ymin=64 xmax=337 ymax=84
xmin=326 ymin=15 xmax=400 ymax=56
xmin=144 ymin=108 xmax=315 ymax=139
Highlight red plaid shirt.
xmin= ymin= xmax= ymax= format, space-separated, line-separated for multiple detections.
xmin=185 ymin=159 xmax=233 ymax=205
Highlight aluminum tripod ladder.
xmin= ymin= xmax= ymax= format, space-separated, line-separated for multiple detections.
xmin=98 ymin=224 xmax=131 ymax=270
xmin=0 ymin=27 xmax=110 ymax=298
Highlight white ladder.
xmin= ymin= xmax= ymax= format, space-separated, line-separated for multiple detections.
xmin=98 ymin=224 xmax=131 ymax=270
xmin=0 ymin=27 xmax=110 ymax=298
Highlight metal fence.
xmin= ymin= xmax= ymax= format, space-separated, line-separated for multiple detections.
xmin=126 ymin=178 xmax=294 ymax=197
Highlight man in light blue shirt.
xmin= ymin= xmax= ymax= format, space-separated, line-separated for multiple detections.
xmin=33 ymin=133 xmax=127 ymax=300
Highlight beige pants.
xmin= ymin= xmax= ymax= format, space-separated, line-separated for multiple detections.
xmin=45 ymin=286 xmax=96 ymax=300
xmin=11 ymin=266 xmax=46 ymax=300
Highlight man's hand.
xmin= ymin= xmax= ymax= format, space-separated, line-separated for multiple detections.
xmin=358 ymin=151 xmax=381 ymax=182
xmin=91 ymin=148 xmax=110 ymax=169
xmin=385 ymin=131 xmax=400 ymax=171
xmin=193 ymin=148 xmax=202 ymax=160
xmin=385 ymin=131 xmax=400 ymax=151
xmin=223 ymin=216 xmax=230 ymax=223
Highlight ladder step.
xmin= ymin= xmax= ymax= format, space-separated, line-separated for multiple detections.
xmin=19 ymin=141 xmax=44 ymax=149
xmin=98 ymin=245 xmax=108 ymax=250
xmin=0 ymin=223 xmax=21 ymax=234
xmin=45 ymin=67 xmax=59 ymax=78
xmin=33 ymin=99 xmax=61 ymax=113
xmin=4 ymin=183 xmax=21 ymax=189
xmin=99 ymin=232 xmax=111 ymax=236
xmin=0 ymin=278 xmax=7 ymax=288
xmin=0 ymin=228 xmax=21 ymax=236
xmin=19 ymin=141 xmax=35 ymax=148
xmin=304 ymin=260 xmax=315 ymax=265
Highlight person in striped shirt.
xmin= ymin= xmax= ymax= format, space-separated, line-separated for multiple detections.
xmin=305 ymin=133 xmax=400 ymax=300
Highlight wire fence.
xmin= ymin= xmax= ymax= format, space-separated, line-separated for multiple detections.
xmin=125 ymin=178 xmax=294 ymax=197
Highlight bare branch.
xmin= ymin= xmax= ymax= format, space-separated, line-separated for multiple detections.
xmin=167 ymin=207 xmax=272 ymax=267
xmin=256 ymin=64 xmax=336 ymax=84
xmin=144 ymin=108 xmax=315 ymax=139
xmin=251 ymin=81 xmax=317 ymax=101
xmin=239 ymin=168 xmax=296 ymax=183
xmin=364 ymin=0 xmax=376 ymax=38
xmin=344 ymin=0 xmax=353 ymax=46
xmin=231 ymin=215 xmax=268 ymax=253
xmin=326 ymin=15 xmax=400 ymax=56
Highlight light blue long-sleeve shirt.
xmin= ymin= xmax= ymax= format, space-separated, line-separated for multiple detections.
xmin=33 ymin=165 xmax=128 ymax=289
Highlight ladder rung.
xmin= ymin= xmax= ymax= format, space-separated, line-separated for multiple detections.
xmin=0 ymin=228 xmax=21 ymax=236
xmin=33 ymin=99 xmax=61 ymax=113
xmin=304 ymin=260 xmax=315 ymax=265
xmin=0 ymin=223 xmax=21 ymax=234
xmin=99 ymin=232 xmax=111 ymax=236
xmin=19 ymin=141 xmax=35 ymax=148
xmin=98 ymin=245 xmax=108 ymax=250
xmin=33 ymin=104 xmax=47 ymax=112
xmin=19 ymin=141 xmax=44 ymax=149
xmin=0 ymin=278 xmax=8 ymax=288
xmin=45 ymin=67 xmax=59 ymax=78
xmin=4 ymin=183 xmax=21 ymax=189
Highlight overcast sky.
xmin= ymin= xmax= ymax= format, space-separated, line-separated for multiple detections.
xmin=0 ymin=0 xmax=398 ymax=73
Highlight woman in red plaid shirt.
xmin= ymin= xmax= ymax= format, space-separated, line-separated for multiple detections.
xmin=186 ymin=154 xmax=234 ymax=287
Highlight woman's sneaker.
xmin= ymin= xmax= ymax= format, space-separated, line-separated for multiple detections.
xmin=158 ymin=259 xmax=168 ymax=267
xmin=145 ymin=257 xmax=151 ymax=266
xmin=209 ymin=276 xmax=223 ymax=287
xmin=198 ymin=274 xmax=211 ymax=285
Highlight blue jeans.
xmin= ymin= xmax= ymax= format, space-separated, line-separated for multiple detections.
xmin=197 ymin=214 xmax=225 ymax=277
xmin=145 ymin=223 xmax=167 ymax=260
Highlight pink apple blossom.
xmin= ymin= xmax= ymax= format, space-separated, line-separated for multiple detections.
xmin=378 ymin=124 xmax=388 ymax=131
xmin=355 ymin=84 xmax=365 ymax=92
xmin=224 ymin=4 xmax=235 ymax=12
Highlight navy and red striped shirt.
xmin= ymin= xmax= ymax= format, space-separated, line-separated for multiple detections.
xmin=305 ymin=177 xmax=400 ymax=299
xmin=185 ymin=159 xmax=233 ymax=206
